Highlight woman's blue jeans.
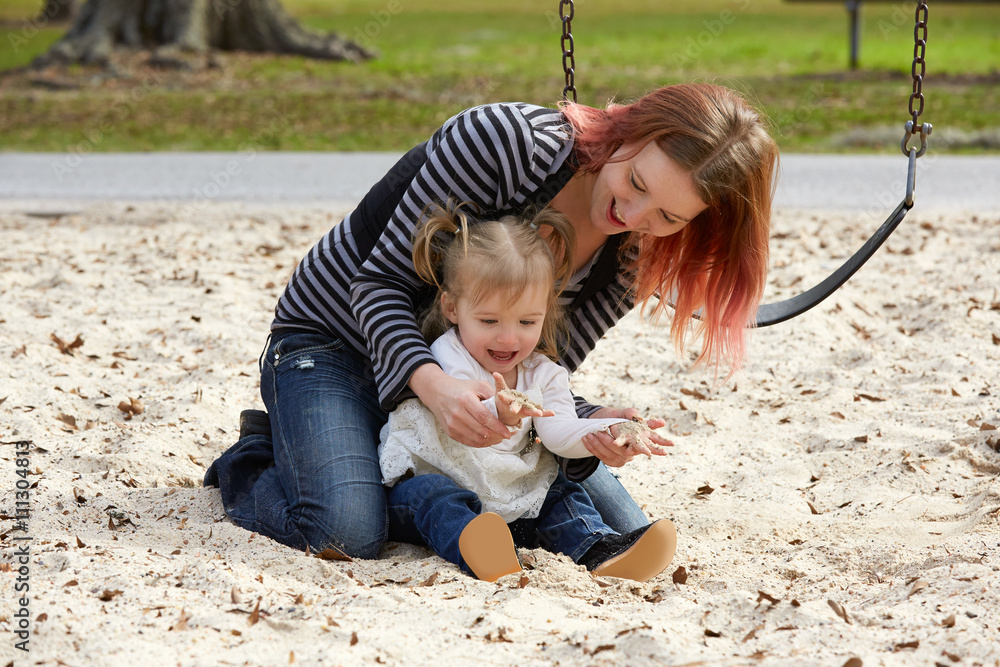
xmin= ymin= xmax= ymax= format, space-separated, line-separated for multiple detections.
xmin=388 ymin=472 xmax=614 ymax=573
xmin=204 ymin=331 xmax=649 ymax=559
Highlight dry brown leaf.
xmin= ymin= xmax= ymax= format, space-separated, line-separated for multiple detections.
xmin=116 ymin=397 xmax=144 ymax=419
xmin=980 ymin=422 xmax=997 ymax=431
xmin=827 ymin=599 xmax=851 ymax=624
xmin=73 ymin=487 xmax=86 ymax=504
xmin=248 ymin=598 xmax=261 ymax=626
xmin=350 ymin=631 xmax=359 ymax=646
xmin=696 ymin=484 xmax=715 ymax=496
xmin=831 ymin=411 xmax=846 ymax=420
xmin=170 ymin=609 xmax=189 ymax=631
xmin=993 ymin=333 xmax=1000 ymax=345
xmin=680 ymin=387 xmax=708 ymax=400
xmin=704 ymin=629 xmax=722 ymax=638
xmin=842 ymin=659 xmax=863 ymax=667
xmin=942 ymin=614 xmax=956 ymax=628
xmin=518 ymin=574 xmax=529 ymax=589
xmin=419 ymin=572 xmax=439 ymax=587
xmin=672 ymin=566 xmax=688 ymax=585
xmin=51 ymin=333 xmax=84 ymax=355
xmin=98 ymin=589 xmax=123 ymax=601
xmin=908 ymin=580 xmax=929 ymax=597
xmin=314 ymin=547 xmax=352 ymax=562
xmin=893 ymin=640 xmax=919 ymax=651
xmin=231 ymin=585 xmax=241 ymax=604
xmin=855 ymin=393 xmax=885 ymax=402
xmin=854 ymin=435 xmax=869 ymax=443
xmin=56 ymin=413 xmax=79 ymax=430
xmin=75 ymin=536 xmax=86 ymax=548
xmin=757 ymin=590 xmax=780 ymax=605
xmin=807 ymin=501 xmax=820 ymax=515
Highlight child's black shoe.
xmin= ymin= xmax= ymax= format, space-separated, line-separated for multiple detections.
xmin=580 ymin=519 xmax=677 ymax=582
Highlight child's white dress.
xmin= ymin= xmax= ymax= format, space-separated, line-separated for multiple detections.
xmin=379 ymin=328 xmax=627 ymax=522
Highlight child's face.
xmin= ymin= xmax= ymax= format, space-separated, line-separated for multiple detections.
xmin=442 ymin=282 xmax=548 ymax=379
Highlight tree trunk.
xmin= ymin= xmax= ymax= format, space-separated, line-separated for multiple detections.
xmin=40 ymin=0 xmax=78 ymax=22
xmin=34 ymin=0 xmax=373 ymax=67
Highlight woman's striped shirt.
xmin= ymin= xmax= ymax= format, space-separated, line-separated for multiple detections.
xmin=272 ymin=102 xmax=638 ymax=421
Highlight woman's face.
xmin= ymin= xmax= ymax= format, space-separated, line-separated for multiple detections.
xmin=588 ymin=142 xmax=708 ymax=238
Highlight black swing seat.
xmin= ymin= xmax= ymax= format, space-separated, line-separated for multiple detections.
xmin=752 ymin=146 xmax=919 ymax=327
xmin=754 ymin=198 xmax=912 ymax=327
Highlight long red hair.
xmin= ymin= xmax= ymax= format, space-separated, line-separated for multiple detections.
xmin=560 ymin=83 xmax=778 ymax=373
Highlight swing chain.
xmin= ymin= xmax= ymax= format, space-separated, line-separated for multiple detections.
xmin=901 ymin=0 xmax=932 ymax=158
xmin=560 ymin=0 xmax=577 ymax=103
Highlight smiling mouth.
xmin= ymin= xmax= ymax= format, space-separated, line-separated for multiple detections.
xmin=488 ymin=350 xmax=516 ymax=364
xmin=607 ymin=199 xmax=627 ymax=228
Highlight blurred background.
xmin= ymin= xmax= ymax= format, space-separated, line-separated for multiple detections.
xmin=1 ymin=0 xmax=997 ymax=153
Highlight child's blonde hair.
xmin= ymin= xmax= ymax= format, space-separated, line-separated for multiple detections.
xmin=412 ymin=200 xmax=576 ymax=360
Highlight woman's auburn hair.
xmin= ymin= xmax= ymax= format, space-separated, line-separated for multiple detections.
xmin=412 ymin=199 xmax=576 ymax=361
xmin=560 ymin=82 xmax=778 ymax=373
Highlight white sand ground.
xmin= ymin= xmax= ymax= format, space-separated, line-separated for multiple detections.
xmin=1 ymin=201 xmax=998 ymax=666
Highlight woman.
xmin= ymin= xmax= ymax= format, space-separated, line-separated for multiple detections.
xmin=204 ymin=83 xmax=778 ymax=560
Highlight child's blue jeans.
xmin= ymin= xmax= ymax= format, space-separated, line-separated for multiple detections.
xmin=387 ymin=471 xmax=616 ymax=573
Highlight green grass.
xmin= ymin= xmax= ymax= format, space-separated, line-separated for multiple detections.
xmin=1 ymin=0 xmax=998 ymax=153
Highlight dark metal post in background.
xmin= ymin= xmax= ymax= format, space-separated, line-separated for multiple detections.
xmin=847 ymin=0 xmax=861 ymax=70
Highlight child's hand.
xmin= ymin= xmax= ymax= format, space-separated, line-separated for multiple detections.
xmin=604 ymin=417 xmax=673 ymax=457
xmin=492 ymin=373 xmax=555 ymax=426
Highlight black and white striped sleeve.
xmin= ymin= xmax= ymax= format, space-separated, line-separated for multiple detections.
xmin=350 ymin=104 xmax=570 ymax=411
xmin=562 ymin=242 xmax=640 ymax=419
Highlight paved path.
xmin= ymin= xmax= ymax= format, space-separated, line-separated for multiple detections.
xmin=0 ymin=152 xmax=997 ymax=210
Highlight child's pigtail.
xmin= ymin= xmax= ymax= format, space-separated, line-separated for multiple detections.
xmin=527 ymin=207 xmax=576 ymax=299
xmin=412 ymin=199 xmax=472 ymax=289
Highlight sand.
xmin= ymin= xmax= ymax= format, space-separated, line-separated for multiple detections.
xmin=1 ymin=200 xmax=998 ymax=667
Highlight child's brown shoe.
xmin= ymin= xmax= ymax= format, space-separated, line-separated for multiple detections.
xmin=458 ymin=512 xmax=522 ymax=582
xmin=582 ymin=519 xmax=677 ymax=582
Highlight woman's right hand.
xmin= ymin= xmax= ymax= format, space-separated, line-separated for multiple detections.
xmin=409 ymin=363 xmax=512 ymax=447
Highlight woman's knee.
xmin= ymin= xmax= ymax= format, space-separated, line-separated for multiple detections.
xmin=297 ymin=499 xmax=388 ymax=560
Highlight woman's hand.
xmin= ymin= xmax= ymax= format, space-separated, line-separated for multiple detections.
xmin=409 ymin=363 xmax=512 ymax=447
xmin=582 ymin=407 xmax=675 ymax=467
xmin=492 ymin=373 xmax=554 ymax=426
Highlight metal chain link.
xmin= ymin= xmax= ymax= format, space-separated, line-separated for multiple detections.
xmin=902 ymin=0 xmax=931 ymax=158
xmin=560 ymin=0 xmax=577 ymax=103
